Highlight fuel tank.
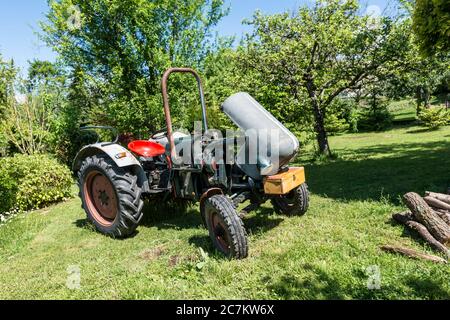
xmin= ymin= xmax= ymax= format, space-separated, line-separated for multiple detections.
xmin=221 ymin=92 xmax=299 ymax=179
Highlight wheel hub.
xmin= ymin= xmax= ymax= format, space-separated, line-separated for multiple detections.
xmin=211 ymin=213 xmax=231 ymax=254
xmin=84 ymin=170 xmax=118 ymax=226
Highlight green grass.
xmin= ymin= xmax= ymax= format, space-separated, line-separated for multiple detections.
xmin=1 ymin=125 xmax=449 ymax=299
xmin=388 ymin=99 xmax=417 ymax=122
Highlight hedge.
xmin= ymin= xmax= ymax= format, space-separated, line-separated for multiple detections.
xmin=0 ymin=154 xmax=73 ymax=214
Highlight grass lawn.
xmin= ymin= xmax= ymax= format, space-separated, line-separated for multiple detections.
xmin=0 ymin=125 xmax=449 ymax=299
xmin=388 ymin=99 xmax=417 ymax=122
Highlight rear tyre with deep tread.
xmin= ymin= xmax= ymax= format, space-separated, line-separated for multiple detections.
xmin=77 ymin=154 xmax=144 ymax=238
xmin=271 ymin=183 xmax=309 ymax=216
xmin=204 ymin=195 xmax=248 ymax=259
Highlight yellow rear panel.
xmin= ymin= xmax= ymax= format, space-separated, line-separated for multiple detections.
xmin=264 ymin=167 xmax=305 ymax=195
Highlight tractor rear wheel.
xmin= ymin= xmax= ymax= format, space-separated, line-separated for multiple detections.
xmin=78 ymin=155 xmax=144 ymax=238
xmin=271 ymin=183 xmax=309 ymax=216
xmin=204 ymin=195 xmax=248 ymax=259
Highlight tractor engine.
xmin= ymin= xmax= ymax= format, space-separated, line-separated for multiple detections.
xmin=139 ymin=156 xmax=171 ymax=191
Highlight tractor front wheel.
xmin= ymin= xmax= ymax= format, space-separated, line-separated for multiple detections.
xmin=78 ymin=155 xmax=144 ymax=238
xmin=204 ymin=195 xmax=248 ymax=259
xmin=271 ymin=183 xmax=309 ymax=216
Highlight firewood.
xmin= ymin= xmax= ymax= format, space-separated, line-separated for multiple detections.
xmin=381 ymin=245 xmax=447 ymax=264
xmin=434 ymin=209 xmax=450 ymax=226
xmin=392 ymin=211 xmax=414 ymax=224
xmin=392 ymin=211 xmax=449 ymax=255
xmin=426 ymin=191 xmax=450 ymax=205
xmin=405 ymin=221 xmax=450 ymax=255
xmin=403 ymin=192 xmax=450 ymax=246
xmin=424 ymin=196 xmax=450 ymax=211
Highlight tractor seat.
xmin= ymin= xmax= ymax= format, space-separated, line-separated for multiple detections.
xmin=128 ymin=140 xmax=166 ymax=157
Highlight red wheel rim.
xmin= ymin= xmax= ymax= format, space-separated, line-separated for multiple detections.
xmin=84 ymin=170 xmax=118 ymax=227
xmin=209 ymin=212 xmax=231 ymax=255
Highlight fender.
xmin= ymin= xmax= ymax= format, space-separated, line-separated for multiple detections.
xmin=72 ymin=143 xmax=141 ymax=172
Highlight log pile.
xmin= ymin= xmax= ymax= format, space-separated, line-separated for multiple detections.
xmin=386 ymin=191 xmax=450 ymax=264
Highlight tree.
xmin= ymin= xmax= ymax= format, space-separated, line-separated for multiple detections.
xmin=0 ymin=56 xmax=17 ymax=114
xmin=242 ymin=0 xmax=411 ymax=155
xmin=413 ymin=0 xmax=450 ymax=56
xmin=41 ymin=0 xmax=228 ymax=134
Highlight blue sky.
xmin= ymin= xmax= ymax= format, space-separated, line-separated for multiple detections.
xmin=0 ymin=0 xmax=390 ymax=73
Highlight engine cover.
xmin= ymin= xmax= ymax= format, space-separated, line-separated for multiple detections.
xmin=221 ymin=92 xmax=299 ymax=179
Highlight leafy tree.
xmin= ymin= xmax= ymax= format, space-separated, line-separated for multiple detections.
xmin=41 ymin=0 xmax=228 ymax=134
xmin=0 ymin=56 xmax=17 ymax=114
xmin=0 ymin=94 xmax=54 ymax=155
xmin=241 ymin=0 xmax=411 ymax=155
xmin=413 ymin=0 xmax=450 ymax=56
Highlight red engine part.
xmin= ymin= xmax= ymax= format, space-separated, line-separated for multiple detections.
xmin=128 ymin=140 xmax=166 ymax=157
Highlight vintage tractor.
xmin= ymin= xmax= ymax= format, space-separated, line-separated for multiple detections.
xmin=73 ymin=68 xmax=309 ymax=259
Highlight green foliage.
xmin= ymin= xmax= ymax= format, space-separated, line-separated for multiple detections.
xmin=0 ymin=94 xmax=56 ymax=155
xmin=0 ymin=154 xmax=73 ymax=213
xmin=324 ymin=113 xmax=349 ymax=136
xmin=358 ymin=104 xmax=393 ymax=132
xmin=240 ymin=0 xmax=411 ymax=155
xmin=418 ymin=107 xmax=449 ymax=129
xmin=413 ymin=0 xmax=450 ymax=56
xmin=0 ymin=56 xmax=17 ymax=111
xmin=41 ymin=0 xmax=228 ymax=135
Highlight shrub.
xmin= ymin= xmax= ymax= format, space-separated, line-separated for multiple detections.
xmin=358 ymin=104 xmax=393 ymax=131
xmin=418 ymin=107 xmax=449 ymax=129
xmin=0 ymin=154 xmax=73 ymax=213
xmin=325 ymin=113 xmax=350 ymax=135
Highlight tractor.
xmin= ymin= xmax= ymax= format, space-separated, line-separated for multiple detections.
xmin=73 ymin=68 xmax=309 ymax=259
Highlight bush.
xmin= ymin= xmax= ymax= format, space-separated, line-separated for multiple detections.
xmin=418 ymin=107 xmax=449 ymax=129
xmin=325 ymin=113 xmax=350 ymax=135
xmin=358 ymin=104 xmax=393 ymax=131
xmin=0 ymin=154 xmax=73 ymax=213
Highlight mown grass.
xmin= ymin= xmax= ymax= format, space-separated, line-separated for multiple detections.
xmin=0 ymin=124 xmax=449 ymax=299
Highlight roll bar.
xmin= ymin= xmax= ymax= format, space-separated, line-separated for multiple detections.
xmin=161 ymin=67 xmax=208 ymax=160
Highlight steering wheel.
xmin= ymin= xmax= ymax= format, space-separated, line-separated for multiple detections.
xmin=151 ymin=127 xmax=168 ymax=139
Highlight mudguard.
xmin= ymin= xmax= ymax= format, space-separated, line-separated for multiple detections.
xmin=72 ymin=143 xmax=141 ymax=172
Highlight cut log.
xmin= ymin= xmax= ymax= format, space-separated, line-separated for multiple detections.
xmin=392 ymin=211 xmax=414 ymax=224
xmin=424 ymin=196 xmax=450 ymax=211
xmin=381 ymin=245 xmax=447 ymax=264
xmin=403 ymin=192 xmax=450 ymax=246
xmin=392 ymin=211 xmax=449 ymax=255
xmin=426 ymin=191 xmax=450 ymax=205
xmin=434 ymin=209 xmax=450 ymax=226
xmin=405 ymin=221 xmax=450 ymax=255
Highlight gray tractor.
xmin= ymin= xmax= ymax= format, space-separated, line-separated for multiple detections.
xmin=73 ymin=68 xmax=309 ymax=259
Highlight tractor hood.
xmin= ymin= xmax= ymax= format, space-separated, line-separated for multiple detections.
xmin=221 ymin=92 xmax=299 ymax=179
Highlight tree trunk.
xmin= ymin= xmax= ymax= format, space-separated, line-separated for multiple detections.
xmin=423 ymin=196 xmax=450 ymax=211
xmin=381 ymin=245 xmax=447 ymax=264
xmin=305 ymin=78 xmax=331 ymax=156
xmin=415 ymin=86 xmax=422 ymax=116
xmin=425 ymin=191 xmax=450 ymax=205
xmin=403 ymin=192 xmax=450 ymax=246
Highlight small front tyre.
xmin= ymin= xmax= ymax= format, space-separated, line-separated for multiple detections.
xmin=78 ymin=155 xmax=144 ymax=238
xmin=204 ymin=195 xmax=248 ymax=259
xmin=271 ymin=183 xmax=309 ymax=216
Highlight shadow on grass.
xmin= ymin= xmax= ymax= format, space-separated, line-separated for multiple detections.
xmin=267 ymin=263 xmax=347 ymax=299
xmin=305 ymin=140 xmax=450 ymax=204
xmin=404 ymin=276 xmax=450 ymax=299
xmin=267 ymin=263 xmax=450 ymax=299
xmin=406 ymin=127 xmax=438 ymax=134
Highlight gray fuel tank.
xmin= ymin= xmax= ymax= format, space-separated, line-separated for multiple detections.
xmin=221 ymin=92 xmax=299 ymax=179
